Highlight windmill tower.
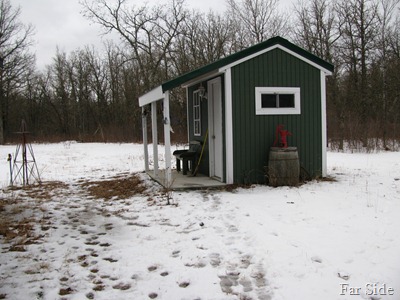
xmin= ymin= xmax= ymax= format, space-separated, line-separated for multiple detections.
xmin=10 ymin=120 xmax=41 ymax=186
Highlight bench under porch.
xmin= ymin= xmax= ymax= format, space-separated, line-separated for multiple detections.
xmin=173 ymin=141 xmax=202 ymax=175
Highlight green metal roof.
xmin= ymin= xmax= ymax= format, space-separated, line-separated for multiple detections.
xmin=161 ymin=36 xmax=334 ymax=92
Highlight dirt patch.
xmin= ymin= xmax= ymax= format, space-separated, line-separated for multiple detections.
xmin=0 ymin=173 xmax=149 ymax=254
xmin=80 ymin=174 xmax=147 ymax=200
xmin=103 ymin=257 xmax=118 ymax=263
xmin=178 ymin=281 xmax=190 ymax=288
xmin=113 ymin=282 xmax=131 ymax=290
xmin=59 ymin=287 xmax=73 ymax=296
xmin=316 ymin=176 xmax=337 ymax=182
xmin=0 ymin=218 xmax=34 ymax=241
xmin=93 ymin=284 xmax=105 ymax=291
xmin=0 ymin=216 xmax=43 ymax=251
xmin=9 ymin=181 xmax=70 ymax=201
xmin=148 ymin=292 xmax=158 ymax=299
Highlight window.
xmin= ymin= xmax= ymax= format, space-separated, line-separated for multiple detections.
xmin=255 ymin=87 xmax=301 ymax=115
xmin=193 ymin=90 xmax=201 ymax=136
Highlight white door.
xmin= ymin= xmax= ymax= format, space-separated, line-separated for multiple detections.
xmin=208 ymin=77 xmax=223 ymax=181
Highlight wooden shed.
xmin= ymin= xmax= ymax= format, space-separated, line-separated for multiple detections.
xmin=139 ymin=36 xmax=334 ymax=188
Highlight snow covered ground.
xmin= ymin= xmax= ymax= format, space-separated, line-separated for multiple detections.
xmin=0 ymin=142 xmax=399 ymax=300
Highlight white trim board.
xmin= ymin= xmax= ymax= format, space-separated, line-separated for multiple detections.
xmin=139 ymin=86 xmax=164 ymax=107
xmin=219 ymin=44 xmax=333 ymax=75
xmin=224 ymin=68 xmax=234 ymax=184
xmin=255 ymin=87 xmax=301 ymax=115
xmin=320 ymin=71 xmax=328 ymax=177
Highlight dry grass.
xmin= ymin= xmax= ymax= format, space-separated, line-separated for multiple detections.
xmin=0 ymin=216 xmax=44 ymax=252
xmin=80 ymin=174 xmax=147 ymax=200
xmin=0 ymin=184 xmax=63 ymax=251
xmin=59 ymin=287 xmax=73 ymax=296
xmin=112 ymin=283 xmax=131 ymax=290
xmin=0 ymin=219 xmax=33 ymax=240
xmin=0 ymin=173 xmax=148 ymax=255
xmin=316 ymin=176 xmax=337 ymax=182
xmin=19 ymin=181 xmax=70 ymax=200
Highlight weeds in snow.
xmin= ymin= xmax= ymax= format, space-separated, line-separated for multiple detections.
xmin=80 ymin=173 xmax=147 ymax=200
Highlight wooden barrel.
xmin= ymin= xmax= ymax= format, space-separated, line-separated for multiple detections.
xmin=268 ymin=147 xmax=299 ymax=187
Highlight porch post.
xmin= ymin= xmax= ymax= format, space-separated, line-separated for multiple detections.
xmin=142 ymin=106 xmax=149 ymax=172
xmin=163 ymin=91 xmax=172 ymax=187
xmin=151 ymin=101 xmax=158 ymax=176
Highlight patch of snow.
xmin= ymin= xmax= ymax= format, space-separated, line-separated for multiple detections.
xmin=0 ymin=143 xmax=399 ymax=299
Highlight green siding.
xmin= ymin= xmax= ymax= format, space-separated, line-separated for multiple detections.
xmin=231 ymin=48 xmax=322 ymax=184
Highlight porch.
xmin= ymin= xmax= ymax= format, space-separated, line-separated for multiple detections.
xmin=139 ymin=74 xmax=231 ymax=188
xmin=146 ymin=169 xmax=227 ymax=190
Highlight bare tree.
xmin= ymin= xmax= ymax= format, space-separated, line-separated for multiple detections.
xmin=376 ymin=0 xmax=400 ymax=147
xmin=81 ymin=0 xmax=187 ymax=92
xmin=293 ymin=0 xmax=345 ymax=147
xmin=336 ymin=0 xmax=380 ymax=144
xmin=388 ymin=13 xmax=400 ymax=57
xmin=293 ymin=0 xmax=340 ymax=62
xmin=387 ymin=14 xmax=400 ymax=146
xmin=172 ymin=10 xmax=232 ymax=74
xmin=0 ymin=0 xmax=35 ymax=144
xmin=50 ymin=50 xmax=73 ymax=136
xmin=226 ymin=0 xmax=288 ymax=45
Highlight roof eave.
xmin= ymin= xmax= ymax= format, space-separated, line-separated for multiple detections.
xmin=145 ymin=36 xmax=334 ymax=96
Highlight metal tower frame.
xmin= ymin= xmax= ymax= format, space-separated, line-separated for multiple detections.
xmin=10 ymin=120 xmax=41 ymax=186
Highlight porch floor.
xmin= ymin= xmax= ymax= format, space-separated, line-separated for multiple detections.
xmin=146 ymin=169 xmax=227 ymax=190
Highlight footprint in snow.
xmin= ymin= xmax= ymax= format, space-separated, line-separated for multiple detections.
xmin=337 ymin=271 xmax=350 ymax=280
xmin=148 ymin=292 xmax=158 ymax=299
xmin=311 ymin=256 xmax=323 ymax=263
xmin=209 ymin=253 xmax=221 ymax=267
xmin=228 ymin=225 xmax=238 ymax=233
xmin=178 ymin=281 xmax=190 ymax=288
xmin=147 ymin=265 xmax=158 ymax=272
xmin=225 ymin=236 xmax=236 ymax=246
xmin=218 ymin=273 xmax=239 ymax=294
xmin=239 ymin=277 xmax=253 ymax=292
xmin=171 ymin=250 xmax=180 ymax=258
xmin=184 ymin=258 xmax=207 ymax=268
xmin=251 ymin=269 xmax=267 ymax=288
xmin=240 ymin=254 xmax=252 ymax=269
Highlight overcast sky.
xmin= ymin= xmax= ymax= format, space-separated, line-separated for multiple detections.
xmin=13 ymin=0 xmax=291 ymax=70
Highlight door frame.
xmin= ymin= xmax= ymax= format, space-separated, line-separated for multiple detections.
xmin=207 ymin=77 xmax=223 ymax=181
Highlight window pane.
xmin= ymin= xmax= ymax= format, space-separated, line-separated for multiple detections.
xmin=261 ymin=94 xmax=277 ymax=108
xmin=255 ymin=87 xmax=300 ymax=115
xmin=193 ymin=91 xmax=201 ymax=136
xmin=279 ymin=94 xmax=295 ymax=108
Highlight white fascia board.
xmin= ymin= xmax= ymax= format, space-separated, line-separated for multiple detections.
xmin=139 ymin=86 xmax=164 ymax=107
xmin=219 ymin=45 xmax=333 ymax=75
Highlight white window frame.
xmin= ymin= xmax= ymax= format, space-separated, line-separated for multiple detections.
xmin=193 ymin=90 xmax=201 ymax=136
xmin=255 ymin=87 xmax=301 ymax=115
